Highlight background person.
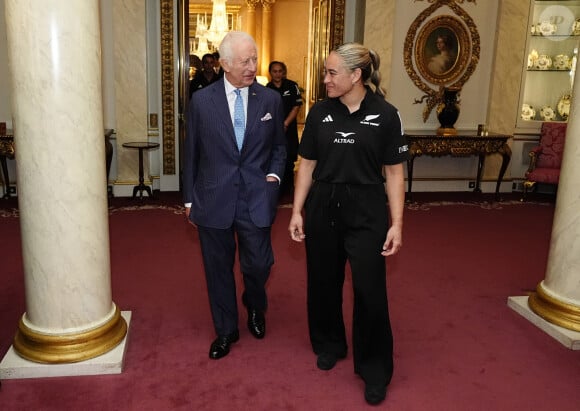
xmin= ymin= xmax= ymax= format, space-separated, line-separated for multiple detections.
xmin=266 ymin=61 xmax=303 ymax=200
xmin=288 ymin=42 xmax=408 ymax=405
xmin=183 ymin=31 xmax=286 ymax=360
xmin=189 ymin=53 xmax=220 ymax=99
xmin=213 ymin=51 xmax=225 ymax=78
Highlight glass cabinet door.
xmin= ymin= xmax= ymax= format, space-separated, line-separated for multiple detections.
xmin=518 ymin=1 xmax=580 ymax=129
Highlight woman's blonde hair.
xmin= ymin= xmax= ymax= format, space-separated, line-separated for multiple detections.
xmin=333 ymin=42 xmax=385 ymax=97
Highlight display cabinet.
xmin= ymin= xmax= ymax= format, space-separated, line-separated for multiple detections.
xmin=518 ymin=1 xmax=580 ymax=129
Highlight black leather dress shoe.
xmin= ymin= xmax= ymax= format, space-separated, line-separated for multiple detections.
xmin=364 ymin=383 xmax=387 ymax=405
xmin=209 ymin=330 xmax=239 ymax=359
xmin=247 ymin=308 xmax=265 ymax=339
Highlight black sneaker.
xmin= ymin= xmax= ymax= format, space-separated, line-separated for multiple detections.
xmin=316 ymin=352 xmax=345 ymax=370
xmin=364 ymin=383 xmax=387 ymax=405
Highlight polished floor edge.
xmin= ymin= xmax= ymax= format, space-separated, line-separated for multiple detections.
xmin=0 ymin=311 xmax=132 ymax=380
xmin=507 ymin=296 xmax=580 ymax=350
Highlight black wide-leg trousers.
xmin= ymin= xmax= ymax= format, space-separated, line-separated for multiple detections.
xmin=305 ymin=181 xmax=394 ymax=386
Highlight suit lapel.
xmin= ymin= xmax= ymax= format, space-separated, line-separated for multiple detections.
xmin=246 ymin=83 xmax=262 ymax=137
xmin=208 ymin=79 xmax=238 ymax=147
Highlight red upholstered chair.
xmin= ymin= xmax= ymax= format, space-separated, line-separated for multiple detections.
xmin=522 ymin=122 xmax=567 ymax=200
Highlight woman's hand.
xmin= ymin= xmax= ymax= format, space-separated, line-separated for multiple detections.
xmin=381 ymin=225 xmax=402 ymax=256
xmin=289 ymin=213 xmax=306 ymax=242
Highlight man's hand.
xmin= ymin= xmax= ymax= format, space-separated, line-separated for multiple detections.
xmin=185 ymin=207 xmax=196 ymax=228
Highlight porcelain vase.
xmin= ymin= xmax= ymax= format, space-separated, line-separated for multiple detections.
xmin=436 ymin=87 xmax=460 ymax=135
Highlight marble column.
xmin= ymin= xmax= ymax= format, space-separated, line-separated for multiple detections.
xmin=260 ymin=0 xmax=275 ymax=77
xmin=508 ymin=61 xmax=580 ymax=350
xmin=245 ymin=0 xmax=260 ymax=39
xmin=2 ymin=0 xmax=127 ymax=365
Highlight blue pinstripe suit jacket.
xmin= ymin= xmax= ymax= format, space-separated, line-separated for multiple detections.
xmin=183 ymin=78 xmax=287 ymax=229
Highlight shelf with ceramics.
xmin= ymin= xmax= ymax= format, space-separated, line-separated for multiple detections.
xmin=517 ymin=1 xmax=580 ymax=128
xmin=530 ymin=19 xmax=580 ymax=36
xmin=527 ymin=49 xmax=576 ymax=71
xmin=521 ymin=93 xmax=571 ymax=122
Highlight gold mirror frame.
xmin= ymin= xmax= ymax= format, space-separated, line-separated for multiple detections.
xmin=403 ymin=1 xmax=480 ymax=121
xmin=310 ymin=0 xmax=345 ymax=103
xmin=162 ymin=0 xmax=345 ymax=174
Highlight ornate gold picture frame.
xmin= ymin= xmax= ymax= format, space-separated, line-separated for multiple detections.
xmin=404 ymin=1 xmax=480 ymax=121
xmin=415 ymin=15 xmax=470 ymax=86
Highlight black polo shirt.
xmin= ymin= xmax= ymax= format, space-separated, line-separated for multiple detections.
xmin=299 ymin=89 xmax=409 ymax=184
xmin=266 ymin=78 xmax=303 ymax=120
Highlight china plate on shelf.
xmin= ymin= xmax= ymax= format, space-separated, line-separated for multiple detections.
xmin=521 ymin=104 xmax=536 ymax=121
xmin=527 ymin=49 xmax=539 ymax=69
xmin=573 ymin=19 xmax=580 ymax=35
xmin=553 ymin=54 xmax=571 ymax=70
xmin=540 ymin=106 xmax=556 ymax=121
xmin=557 ymin=94 xmax=571 ymax=120
xmin=537 ymin=21 xmax=557 ymax=36
xmin=534 ymin=55 xmax=552 ymax=70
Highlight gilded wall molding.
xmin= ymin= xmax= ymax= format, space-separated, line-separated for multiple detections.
xmin=332 ymin=0 xmax=345 ymax=50
xmin=310 ymin=0 xmax=345 ymax=102
xmin=161 ymin=0 xmax=176 ymax=175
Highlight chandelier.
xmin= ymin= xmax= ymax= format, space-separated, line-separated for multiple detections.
xmin=192 ymin=14 xmax=211 ymax=57
xmin=206 ymin=0 xmax=230 ymax=46
xmin=191 ymin=0 xmax=230 ymax=57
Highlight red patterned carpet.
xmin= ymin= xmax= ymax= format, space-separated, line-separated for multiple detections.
xmin=1 ymin=191 xmax=579 ymax=411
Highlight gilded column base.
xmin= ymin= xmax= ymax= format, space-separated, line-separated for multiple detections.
xmin=529 ymin=283 xmax=580 ymax=332
xmin=13 ymin=306 xmax=128 ymax=364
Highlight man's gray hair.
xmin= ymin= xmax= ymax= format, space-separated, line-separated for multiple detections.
xmin=219 ymin=31 xmax=257 ymax=64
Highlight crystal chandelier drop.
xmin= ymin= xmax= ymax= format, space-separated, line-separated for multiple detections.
xmin=206 ymin=0 xmax=230 ymax=47
xmin=191 ymin=13 xmax=211 ymax=57
xmin=191 ymin=0 xmax=231 ymax=57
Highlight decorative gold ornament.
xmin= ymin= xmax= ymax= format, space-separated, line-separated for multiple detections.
xmin=245 ymin=0 xmax=261 ymax=11
xmin=161 ymin=0 xmax=176 ymax=175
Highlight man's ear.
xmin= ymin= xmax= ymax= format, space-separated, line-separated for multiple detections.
xmin=220 ymin=58 xmax=230 ymax=73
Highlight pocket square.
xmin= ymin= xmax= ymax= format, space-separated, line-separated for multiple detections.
xmin=261 ymin=113 xmax=272 ymax=121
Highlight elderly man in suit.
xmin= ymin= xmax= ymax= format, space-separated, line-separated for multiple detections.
xmin=183 ymin=31 xmax=286 ymax=359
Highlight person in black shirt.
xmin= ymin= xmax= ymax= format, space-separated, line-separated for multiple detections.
xmin=212 ymin=51 xmax=225 ymax=78
xmin=288 ymin=42 xmax=408 ymax=405
xmin=266 ymin=61 xmax=302 ymax=200
xmin=189 ymin=53 xmax=220 ymax=99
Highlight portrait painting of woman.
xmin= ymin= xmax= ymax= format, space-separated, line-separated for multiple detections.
xmin=425 ymin=29 xmax=458 ymax=76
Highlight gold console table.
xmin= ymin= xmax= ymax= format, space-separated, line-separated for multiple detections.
xmin=405 ymin=131 xmax=512 ymax=200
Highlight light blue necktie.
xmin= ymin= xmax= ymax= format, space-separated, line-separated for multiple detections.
xmin=233 ymin=89 xmax=245 ymax=151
